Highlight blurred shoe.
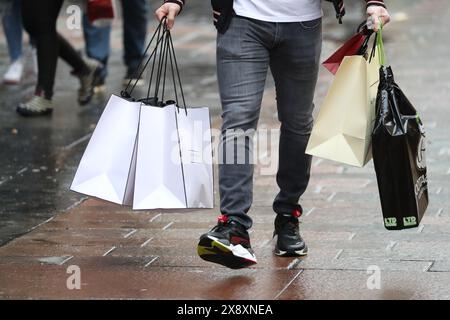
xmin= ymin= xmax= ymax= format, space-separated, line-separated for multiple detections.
xmin=3 ymin=58 xmax=24 ymax=85
xmin=273 ymin=208 xmax=308 ymax=257
xmin=122 ymin=68 xmax=145 ymax=88
xmin=16 ymin=94 xmax=53 ymax=117
xmin=77 ymin=59 xmax=103 ymax=106
xmin=93 ymin=76 xmax=106 ymax=94
xmin=197 ymin=215 xmax=257 ymax=269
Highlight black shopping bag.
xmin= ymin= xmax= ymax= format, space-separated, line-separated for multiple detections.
xmin=371 ymin=25 xmax=429 ymax=230
xmin=372 ymin=64 xmax=429 ymax=230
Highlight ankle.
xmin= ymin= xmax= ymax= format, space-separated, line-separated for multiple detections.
xmin=35 ymin=87 xmax=52 ymax=100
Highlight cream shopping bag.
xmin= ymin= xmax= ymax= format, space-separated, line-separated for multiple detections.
xmin=306 ymin=49 xmax=380 ymax=167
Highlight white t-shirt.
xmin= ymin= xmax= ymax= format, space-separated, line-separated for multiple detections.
xmin=233 ymin=0 xmax=322 ymax=23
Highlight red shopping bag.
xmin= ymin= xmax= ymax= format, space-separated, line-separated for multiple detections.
xmin=87 ymin=0 xmax=115 ymax=25
xmin=322 ymin=33 xmax=367 ymax=75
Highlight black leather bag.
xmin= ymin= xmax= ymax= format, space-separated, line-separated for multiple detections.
xmin=372 ymin=65 xmax=429 ymax=230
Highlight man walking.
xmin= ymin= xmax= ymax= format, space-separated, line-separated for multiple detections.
xmin=155 ymin=0 xmax=390 ymax=269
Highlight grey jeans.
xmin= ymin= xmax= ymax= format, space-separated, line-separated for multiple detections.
xmin=217 ymin=15 xmax=322 ymax=229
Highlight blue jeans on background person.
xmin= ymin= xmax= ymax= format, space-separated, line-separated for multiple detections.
xmin=82 ymin=14 xmax=111 ymax=80
xmin=217 ymin=15 xmax=322 ymax=230
xmin=82 ymin=0 xmax=148 ymax=80
xmin=2 ymin=0 xmax=25 ymax=61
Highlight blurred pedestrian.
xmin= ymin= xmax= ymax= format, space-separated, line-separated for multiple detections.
xmin=1 ymin=0 xmax=36 ymax=85
xmin=156 ymin=0 xmax=391 ymax=269
xmin=83 ymin=0 xmax=148 ymax=90
xmin=17 ymin=0 xmax=102 ymax=117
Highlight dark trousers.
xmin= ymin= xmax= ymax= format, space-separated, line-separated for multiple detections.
xmin=217 ymin=16 xmax=322 ymax=229
xmin=21 ymin=0 xmax=88 ymax=99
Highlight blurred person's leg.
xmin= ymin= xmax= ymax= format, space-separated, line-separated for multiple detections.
xmin=82 ymin=13 xmax=110 ymax=84
xmin=19 ymin=0 xmax=102 ymax=116
xmin=2 ymin=0 xmax=24 ymax=84
xmin=2 ymin=0 xmax=22 ymax=61
xmin=121 ymin=0 xmax=148 ymax=85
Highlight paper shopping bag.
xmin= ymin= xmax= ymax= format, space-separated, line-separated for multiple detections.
xmin=70 ymin=94 xmax=140 ymax=205
xmin=132 ymin=104 xmax=214 ymax=210
xmin=306 ymin=49 xmax=380 ymax=167
xmin=176 ymin=107 xmax=214 ymax=208
xmin=322 ymin=32 xmax=367 ymax=75
xmin=132 ymin=103 xmax=185 ymax=209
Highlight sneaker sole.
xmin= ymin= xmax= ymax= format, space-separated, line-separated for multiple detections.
xmin=197 ymin=235 xmax=257 ymax=269
xmin=16 ymin=107 xmax=53 ymax=117
xmin=3 ymin=79 xmax=21 ymax=85
xmin=274 ymin=245 xmax=308 ymax=257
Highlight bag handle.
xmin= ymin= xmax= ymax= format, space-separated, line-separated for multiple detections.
xmin=376 ymin=19 xmax=388 ymax=66
xmin=167 ymin=30 xmax=187 ymax=114
xmin=143 ymin=21 xmax=170 ymax=105
xmin=139 ymin=25 xmax=187 ymax=115
xmin=121 ymin=18 xmax=188 ymax=114
xmin=121 ymin=17 xmax=167 ymax=99
xmin=355 ymin=20 xmax=375 ymax=56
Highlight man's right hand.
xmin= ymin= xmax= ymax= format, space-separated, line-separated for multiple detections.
xmin=155 ymin=3 xmax=181 ymax=30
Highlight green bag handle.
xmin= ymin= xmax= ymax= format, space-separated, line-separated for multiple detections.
xmin=376 ymin=19 xmax=388 ymax=66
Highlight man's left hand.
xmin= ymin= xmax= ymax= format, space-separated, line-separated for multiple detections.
xmin=367 ymin=6 xmax=391 ymax=31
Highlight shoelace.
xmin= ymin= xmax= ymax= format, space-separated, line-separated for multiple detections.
xmin=285 ymin=218 xmax=300 ymax=234
xmin=212 ymin=221 xmax=229 ymax=234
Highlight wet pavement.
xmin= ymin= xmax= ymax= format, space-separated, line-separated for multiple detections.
xmin=1 ymin=0 xmax=450 ymax=299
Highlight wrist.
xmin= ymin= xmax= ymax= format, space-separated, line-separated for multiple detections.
xmin=164 ymin=0 xmax=185 ymax=14
xmin=366 ymin=1 xmax=386 ymax=9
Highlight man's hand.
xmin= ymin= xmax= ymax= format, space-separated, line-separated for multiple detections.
xmin=155 ymin=3 xmax=181 ymax=30
xmin=366 ymin=6 xmax=391 ymax=31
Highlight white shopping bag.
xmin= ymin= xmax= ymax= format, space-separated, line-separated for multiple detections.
xmin=176 ymin=107 xmax=214 ymax=208
xmin=133 ymin=103 xmax=213 ymax=210
xmin=70 ymin=94 xmax=140 ymax=205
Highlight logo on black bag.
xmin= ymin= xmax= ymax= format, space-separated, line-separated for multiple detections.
xmin=416 ymin=135 xmax=426 ymax=170
xmin=384 ymin=217 xmax=397 ymax=227
xmin=403 ymin=216 xmax=417 ymax=227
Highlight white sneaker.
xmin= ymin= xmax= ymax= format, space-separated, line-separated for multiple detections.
xmin=16 ymin=95 xmax=53 ymax=117
xmin=3 ymin=58 xmax=24 ymax=85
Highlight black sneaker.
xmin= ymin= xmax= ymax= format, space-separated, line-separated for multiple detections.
xmin=197 ymin=215 xmax=257 ymax=269
xmin=273 ymin=208 xmax=308 ymax=257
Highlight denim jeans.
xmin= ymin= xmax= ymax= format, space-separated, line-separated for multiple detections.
xmin=2 ymin=0 xmax=23 ymax=61
xmin=217 ymin=15 xmax=322 ymax=229
xmin=82 ymin=0 xmax=148 ymax=76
